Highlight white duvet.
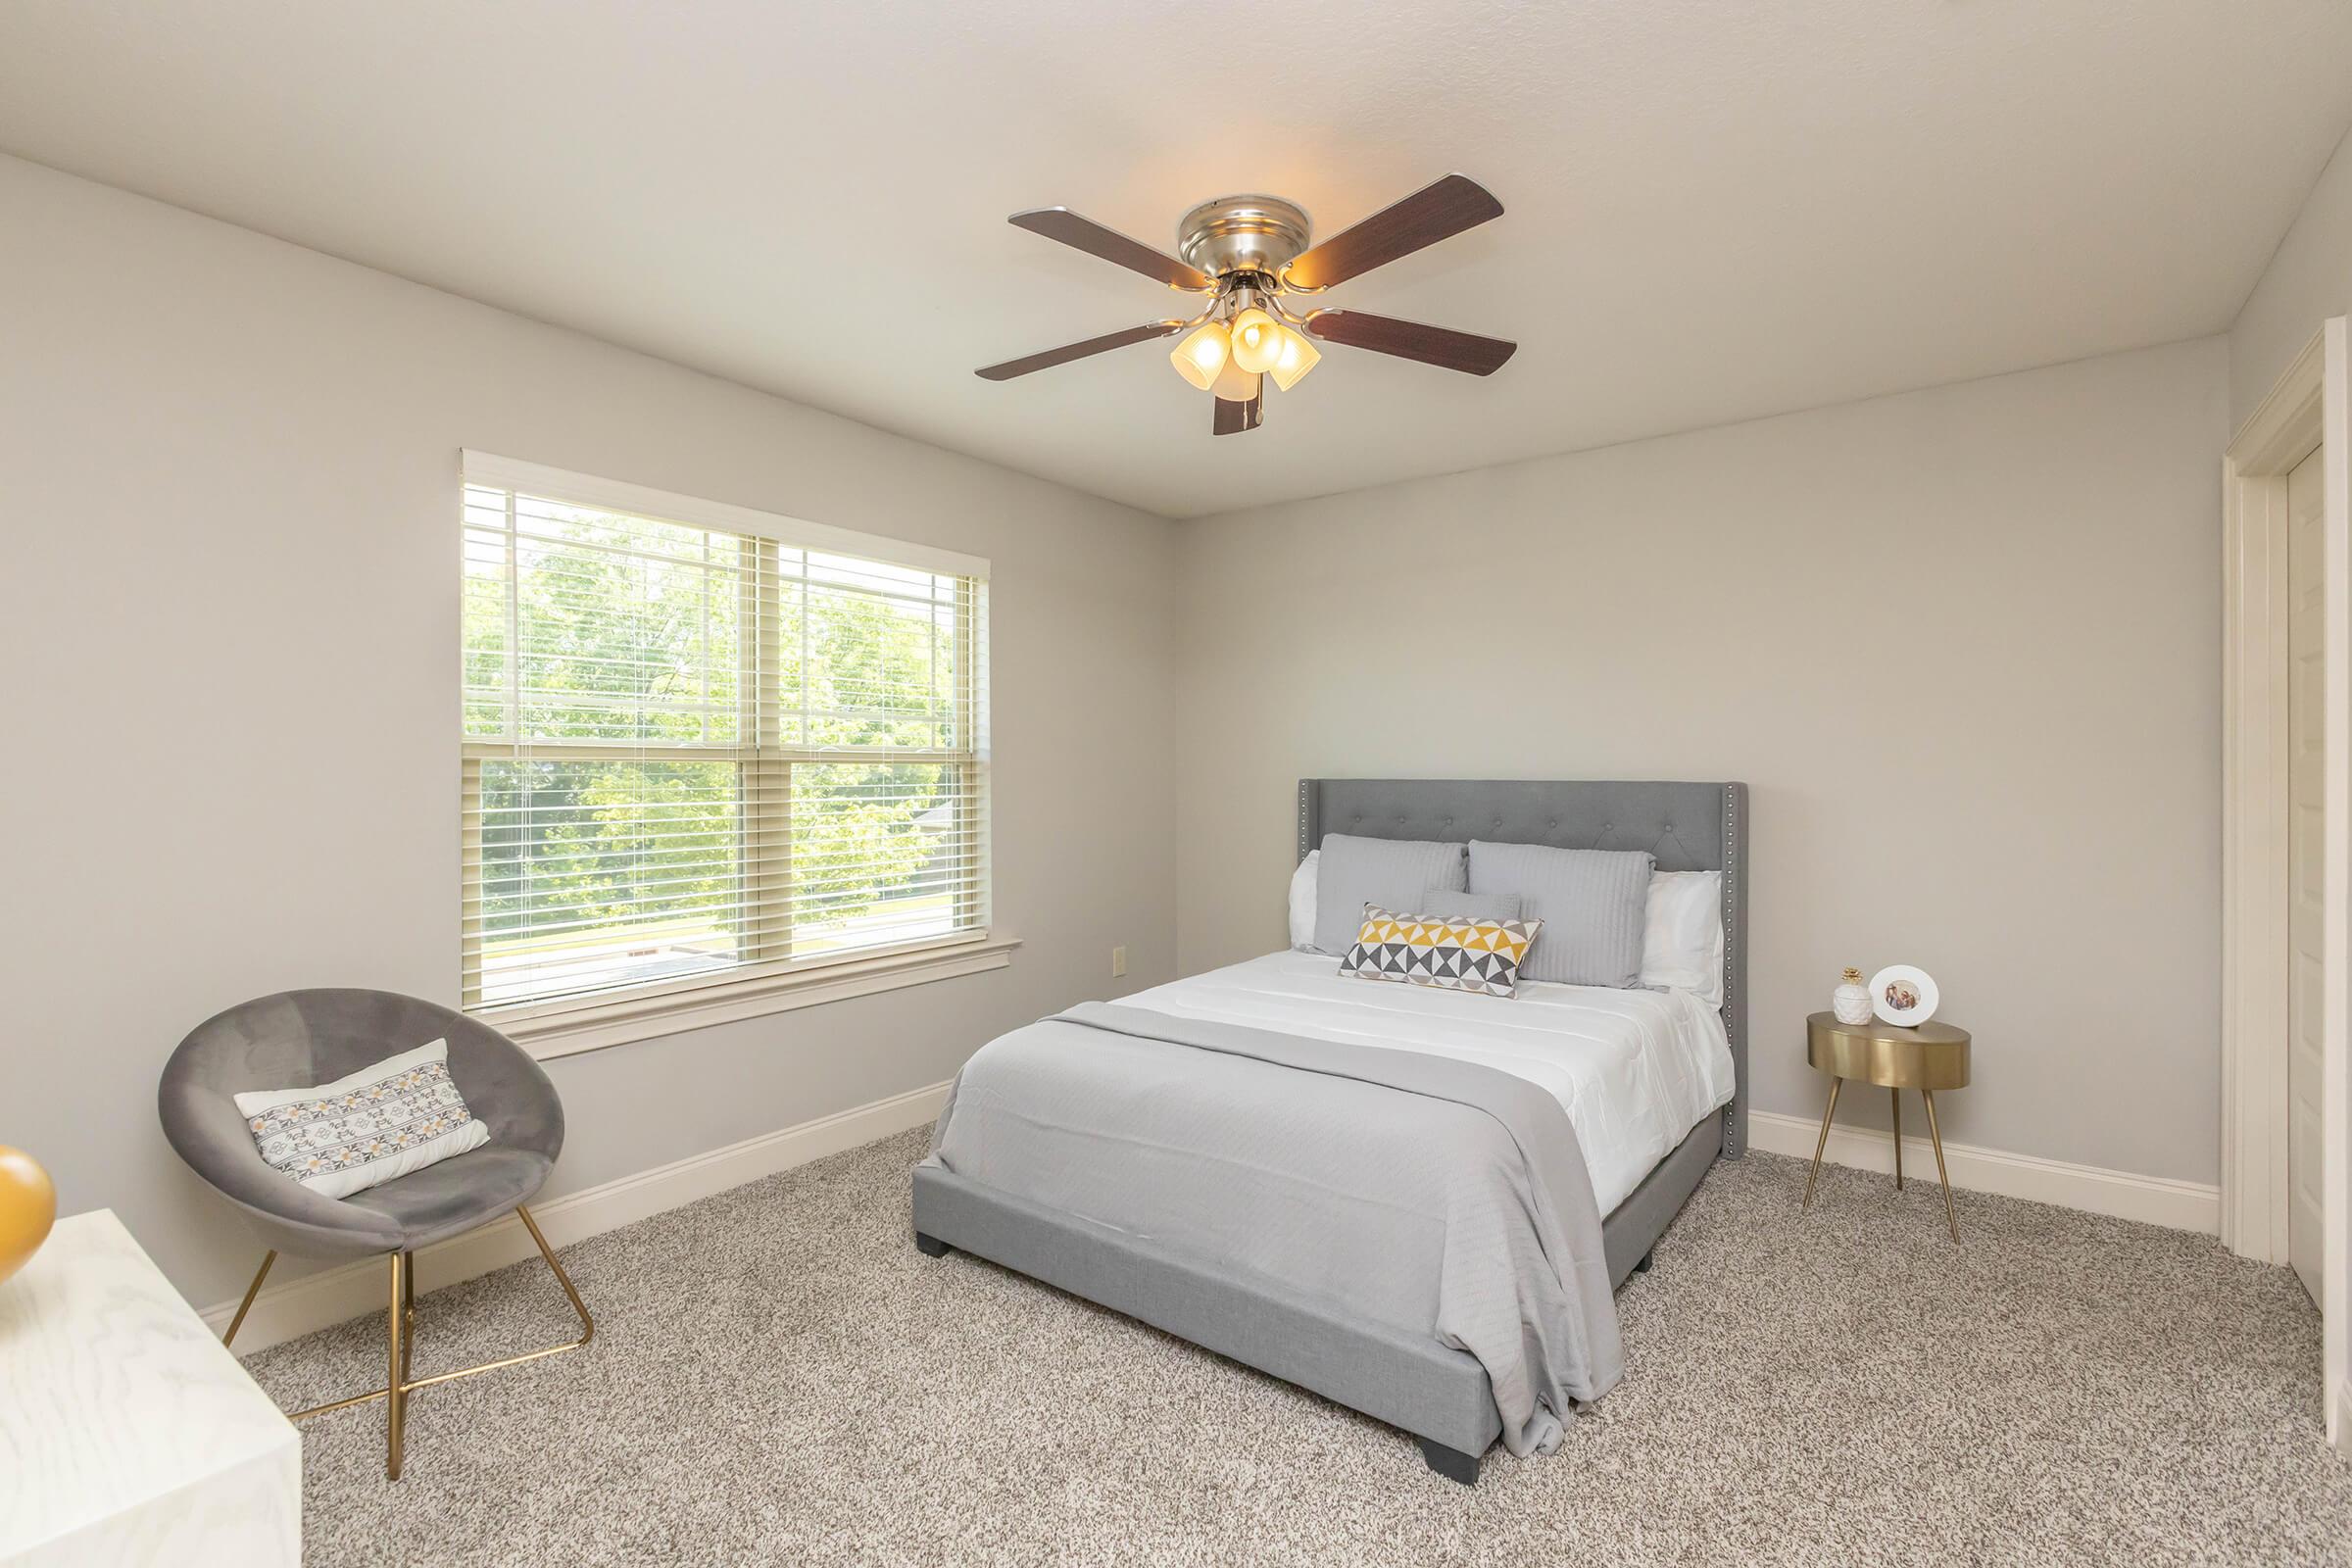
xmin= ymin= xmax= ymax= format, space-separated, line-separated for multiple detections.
xmin=1122 ymin=951 xmax=1737 ymax=1214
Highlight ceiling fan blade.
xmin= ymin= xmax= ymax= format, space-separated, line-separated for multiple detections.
xmin=1280 ymin=174 xmax=1503 ymax=291
xmin=1303 ymin=310 xmax=1517 ymax=375
xmin=1008 ymin=208 xmax=1215 ymax=292
xmin=1212 ymin=392 xmax=1263 ymax=435
xmin=975 ymin=319 xmax=1187 ymax=381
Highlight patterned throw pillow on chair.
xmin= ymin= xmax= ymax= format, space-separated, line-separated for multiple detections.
xmin=233 ymin=1039 xmax=491 ymax=1200
xmin=1339 ymin=904 xmax=1544 ymax=998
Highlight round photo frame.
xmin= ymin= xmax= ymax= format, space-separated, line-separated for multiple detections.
xmin=1868 ymin=964 xmax=1939 ymax=1027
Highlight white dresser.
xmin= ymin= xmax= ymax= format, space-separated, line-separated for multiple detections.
xmin=0 ymin=1211 xmax=299 ymax=1567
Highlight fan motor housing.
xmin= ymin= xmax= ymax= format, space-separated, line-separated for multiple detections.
xmin=1176 ymin=195 xmax=1312 ymax=280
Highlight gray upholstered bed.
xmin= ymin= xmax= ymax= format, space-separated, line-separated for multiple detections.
xmin=911 ymin=778 xmax=1747 ymax=1483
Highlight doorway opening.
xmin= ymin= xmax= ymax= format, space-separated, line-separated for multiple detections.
xmin=2222 ymin=321 xmax=2349 ymax=1449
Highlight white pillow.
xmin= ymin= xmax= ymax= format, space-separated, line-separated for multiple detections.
xmin=234 ymin=1039 xmax=491 ymax=1200
xmin=1289 ymin=850 xmax=1320 ymax=950
xmin=1640 ymin=870 xmax=1725 ymax=1006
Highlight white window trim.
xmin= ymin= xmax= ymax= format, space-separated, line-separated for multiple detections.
xmin=460 ymin=451 xmax=989 ymax=579
xmin=489 ymin=930 xmax=1022 ymax=1060
xmin=458 ymin=450 xmax=1002 ymax=1054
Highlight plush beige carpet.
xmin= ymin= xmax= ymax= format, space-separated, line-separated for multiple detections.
xmin=247 ymin=1128 xmax=2350 ymax=1566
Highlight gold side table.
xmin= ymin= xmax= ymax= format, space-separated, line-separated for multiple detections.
xmin=1802 ymin=1011 xmax=1972 ymax=1243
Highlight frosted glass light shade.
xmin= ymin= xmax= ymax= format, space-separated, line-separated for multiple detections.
xmin=1229 ymin=308 xmax=1284 ymax=374
xmin=1170 ymin=322 xmax=1231 ymax=390
xmin=1268 ymin=325 xmax=1322 ymax=391
xmin=1210 ymin=359 xmax=1261 ymax=401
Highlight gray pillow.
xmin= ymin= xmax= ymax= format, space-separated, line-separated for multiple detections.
xmin=1410 ymin=887 xmax=1525 ymax=923
xmin=1465 ymin=840 xmax=1654 ymax=987
xmin=1312 ymin=833 xmax=1467 ymax=956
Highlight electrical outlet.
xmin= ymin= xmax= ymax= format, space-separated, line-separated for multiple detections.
xmin=1111 ymin=945 xmax=1128 ymax=979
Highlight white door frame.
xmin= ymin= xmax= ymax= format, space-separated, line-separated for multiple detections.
xmin=2222 ymin=319 xmax=2351 ymax=1450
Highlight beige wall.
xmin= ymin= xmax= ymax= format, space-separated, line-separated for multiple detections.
xmin=1176 ymin=338 xmax=2230 ymax=1184
xmin=0 ymin=154 xmax=1180 ymax=1306
xmin=2232 ymin=122 xmax=2352 ymax=426
xmin=0 ymin=136 xmax=2274 ymax=1304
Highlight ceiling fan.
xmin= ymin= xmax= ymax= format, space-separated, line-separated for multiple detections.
xmin=975 ymin=174 xmax=1515 ymax=435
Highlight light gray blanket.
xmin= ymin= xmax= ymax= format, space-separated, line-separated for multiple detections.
xmin=923 ymin=1001 xmax=1624 ymax=1454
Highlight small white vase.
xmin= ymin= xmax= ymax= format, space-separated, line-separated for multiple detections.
xmin=1833 ymin=968 xmax=1874 ymax=1025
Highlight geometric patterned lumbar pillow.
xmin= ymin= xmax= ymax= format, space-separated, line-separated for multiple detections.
xmin=1338 ymin=904 xmax=1546 ymax=999
xmin=232 ymin=1038 xmax=491 ymax=1200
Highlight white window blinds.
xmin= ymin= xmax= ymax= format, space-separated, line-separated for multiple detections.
xmin=461 ymin=461 xmax=990 ymax=1012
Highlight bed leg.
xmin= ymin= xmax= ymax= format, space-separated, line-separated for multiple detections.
xmin=1416 ymin=1437 xmax=1482 ymax=1485
xmin=1634 ymin=1249 xmax=1654 ymax=1274
xmin=913 ymin=1232 xmax=950 ymax=1257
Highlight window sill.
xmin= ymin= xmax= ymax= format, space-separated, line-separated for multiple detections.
xmin=484 ymin=933 xmax=1022 ymax=1060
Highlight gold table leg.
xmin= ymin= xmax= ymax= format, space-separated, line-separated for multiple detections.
xmin=1891 ymin=1089 xmax=1903 ymax=1190
xmin=1802 ymin=1076 xmax=1842 ymax=1209
xmin=1921 ymin=1088 xmax=1959 ymax=1244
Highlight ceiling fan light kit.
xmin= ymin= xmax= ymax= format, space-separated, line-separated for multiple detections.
xmin=1227 ymin=306 xmax=1286 ymax=374
xmin=1170 ymin=320 xmax=1231 ymax=390
xmin=1267 ymin=327 xmax=1320 ymax=392
xmin=976 ymin=174 xmax=1516 ymax=434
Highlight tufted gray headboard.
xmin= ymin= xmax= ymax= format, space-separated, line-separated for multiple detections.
xmin=1298 ymin=778 xmax=1748 ymax=1157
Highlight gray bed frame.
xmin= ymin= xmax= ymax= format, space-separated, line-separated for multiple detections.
xmin=911 ymin=779 xmax=1747 ymax=1485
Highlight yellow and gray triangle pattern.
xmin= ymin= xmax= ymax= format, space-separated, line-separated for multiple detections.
xmin=1338 ymin=905 xmax=1544 ymax=998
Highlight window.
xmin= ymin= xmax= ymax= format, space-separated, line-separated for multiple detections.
xmin=460 ymin=456 xmax=989 ymax=1016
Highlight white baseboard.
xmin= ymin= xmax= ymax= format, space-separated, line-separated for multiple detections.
xmin=1748 ymin=1109 xmax=2219 ymax=1234
xmin=202 ymin=1079 xmax=952 ymax=1353
xmin=208 ymin=1085 xmax=2215 ymax=1348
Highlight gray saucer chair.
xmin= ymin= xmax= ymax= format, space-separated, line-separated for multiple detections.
xmin=159 ymin=988 xmax=593 ymax=1480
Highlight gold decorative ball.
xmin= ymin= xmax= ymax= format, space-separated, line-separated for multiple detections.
xmin=0 ymin=1146 xmax=58 ymax=1289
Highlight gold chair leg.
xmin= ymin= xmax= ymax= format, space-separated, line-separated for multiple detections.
xmin=400 ymin=1250 xmax=416 ymax=1387
xmin=273 ymin=1204 xmax=595 ymax=1481
xmin=385 ymin=1252 xmax=407 ymax=1481
xmin=221 ymin=1250 xmax=276 ymax=1348
xmin=1922 ymin=1089 xmax=1960 ymax=1245
xmin=1891 ymin=1089 xmax=1903 ymax=1191
xmin=1802 ymin=1077 xmax=1842 ymax=1209
xmin=514 ymin=1203 xmax=596 ymax=1348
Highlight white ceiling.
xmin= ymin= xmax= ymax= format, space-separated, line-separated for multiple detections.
xmin=3 ymin=2 xmax=2348 ymax=518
